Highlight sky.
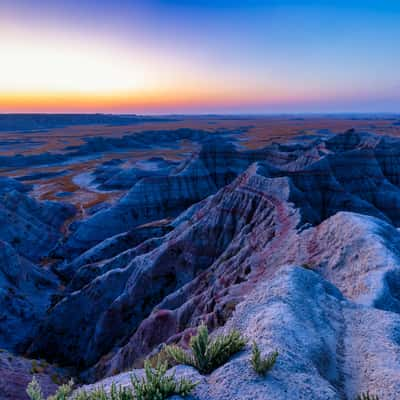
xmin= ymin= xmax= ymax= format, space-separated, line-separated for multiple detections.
xmin=1 ymin=0 xmax=400 ymax=114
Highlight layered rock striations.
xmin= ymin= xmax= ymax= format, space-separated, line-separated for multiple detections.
xmin=0 ymin=179 xmax=75 ymax=262
xmin=0 ymin=240 xmax=58 ymax=352
xmin=79 ymin=266 xmax=400 ymax=400
xmin=59 ymin=138 xmax=271 ymax=258
xmin=5 ymin=129 xmax=400 ymax=399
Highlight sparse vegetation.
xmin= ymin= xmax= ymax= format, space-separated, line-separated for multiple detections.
xmin=26 ymin=377 xmax=43 ymax=400
xmin=166 ymin=324 xmax=246 ymax=374
xmin=355 ymin=393 xmax=380 ymax=400
xmin=73 ymin=384 xmax=133 ymax=400
xmin=27 ymin=361 xmax=196 ymax=400
xmin=131 ymin=360 xmax=197 ymax=400
xmin=27 ymin=377 xmax=74 ymax=400
xmin=251 ymin=342 xmax=278 ymax=376
xmin=48 ymin=381 xmax=74 ymax=400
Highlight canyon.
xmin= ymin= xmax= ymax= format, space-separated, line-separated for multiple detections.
xmin=1 ymin=115 xmax=400 ymax=399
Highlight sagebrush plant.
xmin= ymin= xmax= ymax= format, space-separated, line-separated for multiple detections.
xmin=166 ymin=324 xmax=247 ymax=374
xmin=48 ymin=380 xmax=74 ymax=400
xmin=28 ymin=362 xmax=196 ymax=400
xmin=251 ymin=342 xmax=278 ymax=376
xmin=73 ymin=383 xmax=133 ymax=400
xmin=26 ymin=377 xmax=43 ymax=400
xmin=355 ymin=393 xmax=379 ymax=400
xmin=131 ymin=359 xmax=197 ymax=400
xmin=27 ymin=377 xmax=74 ymax=400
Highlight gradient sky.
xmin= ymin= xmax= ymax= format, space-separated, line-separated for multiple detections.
xmin=1 ymin=0 xmax=400 ymax=113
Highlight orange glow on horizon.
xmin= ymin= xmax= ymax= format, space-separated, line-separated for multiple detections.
xmin=0 ymin=88 xmax=301 ymax=113
xmin=1 ymin=19 xmax=365 ymax=114
xmin=0 ymin=86 xmax=390 ymax=114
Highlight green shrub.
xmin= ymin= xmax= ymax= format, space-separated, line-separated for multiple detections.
xmin=31 ymin=361 xmax=196 ymax=400
xmin=74 ymin=383 xmax=134 ymax=400
xmin=48 ymin=380 xmax=74 ymax=400
xmin=27 ymin=378 xmax=73 ymax=400
xmin=166 ymin=324 xmax=246 ymax=374
xmin=251 ymin=342 xmax=278 ymax=376
xmin=73 ymin=387 xmax=107 ymax=400
xmin=26 ymin=377 xmax=44 ymax=400
xmin=131 ymin=360 xmax=197 ymax=400
xmin=355 ymin=393 xmax=379 ymax=400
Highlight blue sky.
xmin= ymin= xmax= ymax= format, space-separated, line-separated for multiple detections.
xmin=1 ymin=0 xmax=400 ymax=113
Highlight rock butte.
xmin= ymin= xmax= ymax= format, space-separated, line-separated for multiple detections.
xmin=2 ymin=129 xmax=400 ymax=399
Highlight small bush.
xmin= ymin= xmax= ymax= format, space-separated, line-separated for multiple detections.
xmin=48 ymin=380 xmax=74 ymax=400
xmin=27 ymin=377 xmax=43 ymax=400
xmin=30 ymin=362 xmax=196 ymax=400
xmin=166 ymin=324 xmax=246 ymax=374
xmin=73 ymin=387 xmax=106 ymax=400
xmin=355 ymin=393 xmax=379 ymax=400
xmin=131 ymin=360 xmax=197 ymax=400
xmin=27 ymin=378 xmax=73 ymax=400
xmin=251 ymin=342 xmax=278 ymax=376
xmin=74 ymin=383 xmax=133 ymax=400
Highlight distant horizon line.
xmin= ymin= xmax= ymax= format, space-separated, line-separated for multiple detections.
xmin=1 ymin=112 xmax=399 ymax=117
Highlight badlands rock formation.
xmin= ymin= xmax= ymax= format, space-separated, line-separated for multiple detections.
xmin=4 ymin=129 xmax=400 ymax=399
xmin=0 ymin=240 xmax=58 ymax=351
xmin=58 ymin=138 xmax=267 ymax=258
xmin=0 ymin=179 xmax=75 ymax=354
xmin=80 ymin=266 xmax=400 ymax=399
xmin=0 ymin=181 xmax=75 ymax=262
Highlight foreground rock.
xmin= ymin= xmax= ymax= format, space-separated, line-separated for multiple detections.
xmin=78 ymin=267 xmax=400 ymax=400
xmin=7 ymin=129 xmax=400 ymax=399
xmin=0 ymin=350 xmax=64 ymax=400
xmin=29 ymin=138 xmax=400 ymax=374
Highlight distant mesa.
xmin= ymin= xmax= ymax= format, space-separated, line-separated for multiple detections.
xmin=0 ymin=113 xmax=178 ymax=132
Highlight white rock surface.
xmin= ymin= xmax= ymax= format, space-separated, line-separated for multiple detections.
xmin=78 ymin=266 xmax=400 ymax=399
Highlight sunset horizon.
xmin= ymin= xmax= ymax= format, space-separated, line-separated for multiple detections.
xmin=2 ymin=1 xmax=400 ymax=114
xmin=2 ymin=2 xmax=400 ymax=398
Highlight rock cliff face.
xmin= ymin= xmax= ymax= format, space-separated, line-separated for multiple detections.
xmin=80 ymin=266 xmax=400 ymax=400
xmin=59 ymin=138 xmax=270 ymax=258
xmin=0 ymin=240 xmax=58 ymax=352
xmin=0 ymin=184 xmax=75 ymax=262
xmin=26 ymin=131 xmax=400 ymax=383
xmin=5 ymin=129 xmax=400 ymax=399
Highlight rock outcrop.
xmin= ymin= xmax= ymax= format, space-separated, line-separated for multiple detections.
xmin=0 ymin=240 xmax=58 ymax=351
xmin=59 ymin=138 xmax=269 ymax=258
xmin=57 ymin=220 xmax=173 ymax=284
xmin=79 ymin=266 xmax=400 ymax=400
xmin=28 ymin=130 xmax=400 ymax=378
xmin=0 ymin=187 xmax=75 ymax=261
xmin=6 ymin=129 xmax=400 ymax=399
